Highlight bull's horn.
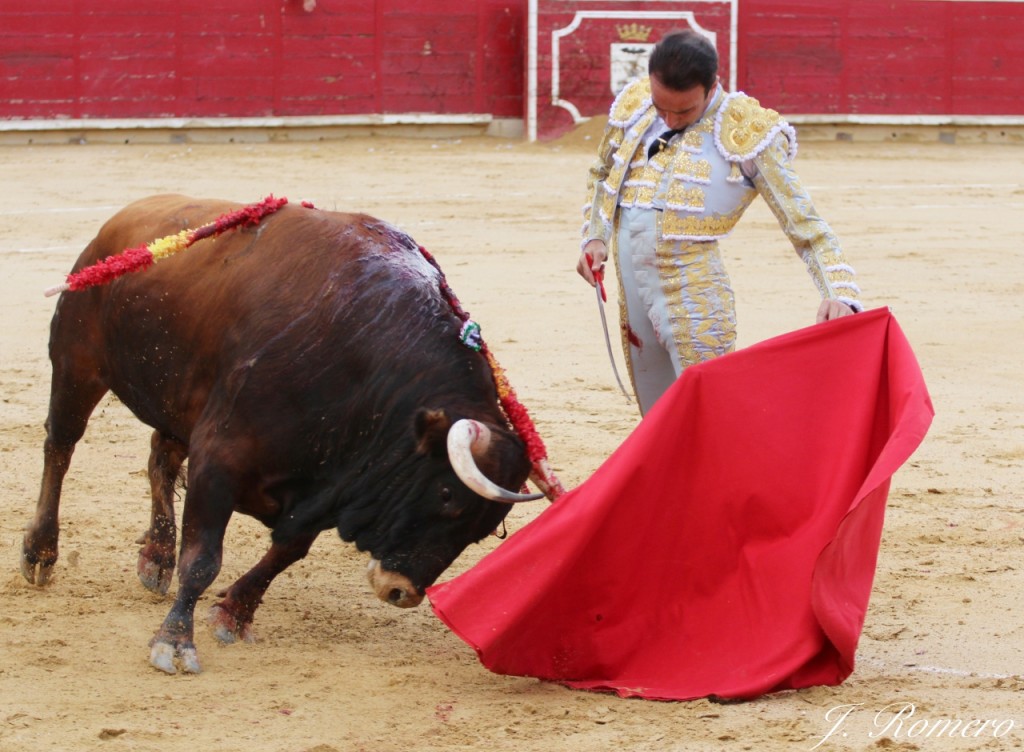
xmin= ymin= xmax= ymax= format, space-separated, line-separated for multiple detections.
xmin=447 ymin=419 xmax=545 ymax=503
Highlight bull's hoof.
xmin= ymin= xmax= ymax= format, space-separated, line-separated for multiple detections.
xmin=149 ymin=640 xmax=201 ymax=675
xmin=208 ymin=604 xmax=255 ymax=645
xmin=20 ymin=549 xmax=56 ymax=586
xmin=137 ymin=554 xmax=173 ymax=595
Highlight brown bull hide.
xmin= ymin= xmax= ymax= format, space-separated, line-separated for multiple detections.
xmin=21 ymin=194 xmax=533 ymax=674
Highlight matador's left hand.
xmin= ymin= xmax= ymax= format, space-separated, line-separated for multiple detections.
xmin=816 ymin=299 xmax=856 ymax=323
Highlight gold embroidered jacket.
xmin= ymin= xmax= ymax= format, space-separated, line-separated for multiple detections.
xmin=582 ymin=78 xmax=862 ymax=310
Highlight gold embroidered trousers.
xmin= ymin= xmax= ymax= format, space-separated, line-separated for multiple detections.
xmin=615 ymin=207 xmax=736 ymax=414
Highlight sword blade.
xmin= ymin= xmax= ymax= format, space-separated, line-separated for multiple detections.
xmin=595 ymin=283 xmax=632 ymax=403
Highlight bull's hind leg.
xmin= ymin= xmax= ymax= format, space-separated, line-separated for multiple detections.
xmin=21 ymin=361 xmax=108 ymax=586
xmin=136 ymin=431 xmax=187 ymax=595
xmin=209 ymin=532 xmax=318 ymax=644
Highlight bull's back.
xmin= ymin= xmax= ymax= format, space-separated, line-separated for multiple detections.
xmin=71 ymin=195 xmax=237 ymax=269
xmin=52 ymin=194 xmax=408 ymax=440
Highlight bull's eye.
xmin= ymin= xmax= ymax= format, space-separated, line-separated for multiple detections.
xmin=439 ymin=486 xmax=463 ymax=519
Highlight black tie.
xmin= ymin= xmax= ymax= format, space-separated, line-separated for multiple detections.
xmin=647 ymin=128 xmax=683 ymax=160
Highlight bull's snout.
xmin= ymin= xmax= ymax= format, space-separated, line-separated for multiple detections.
xmin=367 ymin=559 xmax=424 ymax=608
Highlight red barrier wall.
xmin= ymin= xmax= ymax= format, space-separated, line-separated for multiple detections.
xmin=2 ymin=0 xmax=1022 ymax=134
xmin=530 ymin=0 xmax=1024 ymax=138
xmin=530 ymin=1 xmax=738 ymax=140
xmin=737 ymin=0 xmax=1024 ymax=117
xmin=0 ymin=0 xmax=525 ymax=120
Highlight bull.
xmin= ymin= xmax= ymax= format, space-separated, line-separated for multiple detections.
xmin=21 ymin=194 xmax=549 ymax=674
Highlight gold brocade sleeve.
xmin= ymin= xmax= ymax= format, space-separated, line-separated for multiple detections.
xmin=581 ymin=121 xmax=621 ymax=249
xmin=751 ymin=134 xmax=863 ymax=311
xmin=581 ymin=78 xmax=651 ymax=251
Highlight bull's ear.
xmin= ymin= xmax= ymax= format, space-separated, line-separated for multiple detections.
xmin=414 ymin=408 xmax=451 ymax=456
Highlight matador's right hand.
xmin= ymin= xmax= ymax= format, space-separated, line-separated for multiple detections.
xmin=577 ymin=239 xmax=608 ymax=287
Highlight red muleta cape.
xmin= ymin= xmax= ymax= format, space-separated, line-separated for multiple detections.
xmin=428 ymin=308 xmax=933 ymax=701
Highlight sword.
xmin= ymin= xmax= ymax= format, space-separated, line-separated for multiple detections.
xmin=587 ymin=254 xmax=632 ymax=403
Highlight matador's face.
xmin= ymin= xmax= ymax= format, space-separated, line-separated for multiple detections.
xmin=650 ymin=73 xmax=714 ymax=131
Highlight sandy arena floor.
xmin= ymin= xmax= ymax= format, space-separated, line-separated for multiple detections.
xmin=1 ymin=129 xmax=1022 ymax=751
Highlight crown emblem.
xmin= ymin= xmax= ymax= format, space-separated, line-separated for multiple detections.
xmin=616 ymin=23 xmax=653 ymax=43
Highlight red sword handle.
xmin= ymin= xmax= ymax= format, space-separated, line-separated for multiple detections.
xmin=585 ymin=253 xmax=607 ymax=302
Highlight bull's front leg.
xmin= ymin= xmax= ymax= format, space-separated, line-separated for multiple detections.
xmin=149 ymin=461 xmax=234 ymax=675
xmin=136 ymin=431 xmax=187 ymax=595
xmin=209 ymin=532 xmax=318 ymax=644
